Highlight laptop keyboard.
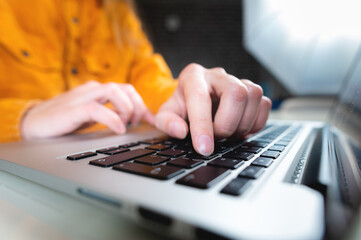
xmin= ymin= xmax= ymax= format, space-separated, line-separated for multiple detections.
xmin=66 ymin=124 xmax=301 ymax=196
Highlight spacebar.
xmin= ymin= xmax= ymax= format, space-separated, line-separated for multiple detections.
xmin=89 ymin=149 xmax=155 ymax=167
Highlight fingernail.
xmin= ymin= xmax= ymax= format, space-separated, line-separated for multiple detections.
xmin=169 ymin=122 xmax=186 ymax=138
xmin=197 ymin=134 xmax=212 ymax=156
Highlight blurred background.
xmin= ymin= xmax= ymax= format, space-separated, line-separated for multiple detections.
xmin=134 ymin=0 xmax=361 ymax=110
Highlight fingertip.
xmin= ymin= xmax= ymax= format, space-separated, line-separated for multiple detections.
xmin=114 ymin=121 xmax=127 ymax=135
xmin=196 ymin=134 xmax=213 ymax=156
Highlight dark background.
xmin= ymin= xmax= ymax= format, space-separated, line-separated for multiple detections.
xmin=135 ymin=0 xmax=290 ymax=105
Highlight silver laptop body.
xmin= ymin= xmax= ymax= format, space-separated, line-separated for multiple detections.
xmin=0 ymin=42 xmax=360 ymax=240
xmin=1 ymin=58 xmax=361 ymax=239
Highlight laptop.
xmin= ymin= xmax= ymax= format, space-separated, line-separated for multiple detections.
xmin=0 ymin=49 xmax=360 ymax=239
xmin=1 ymin=1 xmax=361 ymax=237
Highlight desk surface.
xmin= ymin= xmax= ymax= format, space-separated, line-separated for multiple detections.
xmin=0 ymin=97 xmax=359 ymax=240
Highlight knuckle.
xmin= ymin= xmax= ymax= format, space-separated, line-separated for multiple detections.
xmin=123 ymin=101 xmax=134 ymax=114
xmin=212 ymin=67 xmax=227 ymax=74
xmin=184 ymin=63 xmax=202 ymax=72
xmin=238 ymin=123 xmax=252 ymax=134
xmin=180 ymin=63 xmax=203 ymax=80
xmin=105 ymin=82 xmax=119 ymax=94
xmin=263 ymin=96 xmax=272 ymax=108
xmin=85 ymin=80 xmax=100 ymax=87
xmin=123 ymin=83 xmax=135 ymax=91
xmin=248 ymin=84 xmax=264 ymax=100
xmin=229 ymin=82 xmax=248 ymax=102
xmin=215 ymin=124 xmax=235 ymax=138
xmin=85 ymin=102 xmax=98 ymax=116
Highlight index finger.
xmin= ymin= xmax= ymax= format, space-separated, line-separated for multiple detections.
xmin=180 ymin=64 xmax=214 ymax=156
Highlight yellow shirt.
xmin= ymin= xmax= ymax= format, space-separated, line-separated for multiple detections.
xmin=0 ymin=0 xmax=177 ymax=143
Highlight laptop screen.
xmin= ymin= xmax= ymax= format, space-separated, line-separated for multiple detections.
xmin=330 ymin=46 xmax=361 ymax=145
xmin=326 ymin=45 xmax=361 ymax=239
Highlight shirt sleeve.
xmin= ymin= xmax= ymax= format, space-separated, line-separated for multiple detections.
xmin=0 ymin=98 xmax=40 ymax=143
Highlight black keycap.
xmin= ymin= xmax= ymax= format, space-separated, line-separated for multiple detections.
xmin=145 ymin=144 xmax=172 ymax=151
xmin=234 ymin=146 xmax=262 ymax=154
xmin=268 ymin=145 xmax=285 ymax=152
xmin=119 ymin=142 xmax=139 ymax=148
xmin=244 ymin=141 xmax=268 ymax=148
xmin=67 ymin=152 xmax=97 ymax=160
xmin=176 ymin=166 xmax=229 ymax=189
xmin=89 ymin=149 xmax=155 ymax=167
xmin=261 ymin=150 xmax=280 ymax=159
xmin=255 ymin=138 xmax=274 ymax=143
xmin=238 ymin=166 xmax=265 ymax=179
xmin=186 ymin=152 xmax=219 ymax=160
xmin=251 ymin=157 xmax=273 ymax=167
xmin=282 ymin=136 xmax=293 ymax=141
xmin=173 ymin=144 xmax=194 ymax=152
xmin=103 ymin=148 xmax=130 ymax=155
xmin=208 ymin=157 xmax=244 ymax=169
xmin=223 ymin=151 xmax=254 ymax=161
xmin=139 ymin=138 xmax=165 ymax=145
xmin=96 ymin=146 xmax=119 ymax=154
xmin=275 ymin=141 xmax=289 ymax=146
xmin=134 ymin=155 xmax=170 ymax=166
xmin=113 ymin=162 xmax=184 ymax=180
xmin=157 ymin=149 xmax=187 ymax=158
xmin=221 ymin=178 xmax=252 ymax=196
xmin=167 ymin=157 xmax=204 ymax=169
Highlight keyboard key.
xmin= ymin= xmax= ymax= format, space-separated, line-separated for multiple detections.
xmin=268 ymin=145 xmax=285 ymax=152
xmin=238 ymin=166 xmax=265 ymax=179
xmin=139 ymin=138 xmax=165 ymax=145
xmin=145 ymin=144 xmax=172 ymax=151
xmin=176 ymin=166 xmax=229 ymax=189
xmin=234 ymin=146 xmax=262 ymax=154
xmin=275 ymin=141 xmax=289 ymax=146
xmin=96 ymin=146 xmax=119 ymax=154
xmin=67 ymin=152 xmax=97 ymax=160
xmin=119 ymin=142 xmax=139 ymax=148
xmin=167 ymin=157 xmax=204 ymax=169
xmin=223 ymin=151 xmax=254 ymax=161
xmin=254 ymin=138 xmax=274 ymax=143
xmin=157 ymin=149 xmax=187 ymax=158
xmin=103 ymin=148 xmax=130 ymax=155
xmin=134 ymin=155 xmax=170 ymax=166
xmin=186 ymin=152 xmax=219 ymax=160
xmin=221 ymin=178 xmax=252 ymax=196
xmin=113 ymin=162 xmax=184 ymax=180
xmin=244 ymin=141 xmax=268 ymax=148
xmin=89 ymin=149 xmax=155 ymax=167
xmin=261 ymin=150 xmax=280 ymax=159
xmin=208 ymin=157 xmax=244 ymax=169
xmin=251 ymin=157 xmax=273 ymax=167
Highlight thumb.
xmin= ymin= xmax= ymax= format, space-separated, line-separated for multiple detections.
xmin=155 ymin=110 xmax=188 ymax=139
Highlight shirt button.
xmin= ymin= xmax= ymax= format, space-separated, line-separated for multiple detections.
xmin=71 ymin=68 xmax=78 ymax=75
xmin=22 ymin=50 xmax=29 ymax=57
xmin=72 ymin=17 xmax=79 ymax=24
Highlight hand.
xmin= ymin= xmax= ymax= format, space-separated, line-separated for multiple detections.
xmin=155 ymin=63 xmax=272 ymax=156
xmin=21 ymin=81 xmax=154 ymax=140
